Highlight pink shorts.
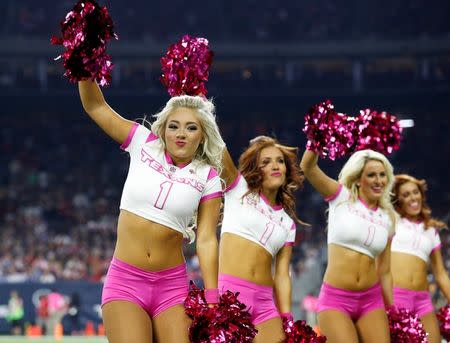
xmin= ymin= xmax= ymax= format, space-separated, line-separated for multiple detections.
xmin=218 ymin=273 xmax=279 ymax=325
xmin=317 ymin=282 xmax=385 ymax=321
xmin=393 ymin=287 xmax=434 ymax=318
xmin=102 ymin=257 xmax=189 ymax=318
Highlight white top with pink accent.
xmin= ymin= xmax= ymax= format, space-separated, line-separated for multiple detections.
xmin=119 ymin=123 xmax=222 ymax=239
xmin=391 ymin=217 xmax=441 ymax=263
xmin=220 ymin=173 xmax=297 ymax=257
xmin=326 ymin=184 xmax=392 ymax=259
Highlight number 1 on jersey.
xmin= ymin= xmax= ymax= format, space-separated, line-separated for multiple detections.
xmin=154 ymin=181 xmax=173 ymax=209
xmin=259 ymin=222 xmax=275 ymax=245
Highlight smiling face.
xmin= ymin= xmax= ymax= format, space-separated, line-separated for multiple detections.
xmin=259 ymin=146 xmax=287 ymax=192
xmin=164 ymin=107 xmax=203 ymax=165
xmin=397 ymin=181 xmax=422 ymax=220
xmin=357 ymin=159 xmax=387 ymax=206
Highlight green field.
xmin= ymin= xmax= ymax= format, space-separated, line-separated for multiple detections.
xmin=0 ymin=337 xmax=107 ymax=343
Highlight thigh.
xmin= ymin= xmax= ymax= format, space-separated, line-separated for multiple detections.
xmin=356 ymin=309 xmax=390 ymax=343
xmin=253 ymin=316 xmax=285 ymax=343
xmin=317 ymin=310 xmax=358 ymax=343
xmin=152 ymin=304 xmax=191 ymax=343
xmin=420 ymin=312 xmax=441 ymax=343
xmin=102 ymin=300 xmax=152 ymax=343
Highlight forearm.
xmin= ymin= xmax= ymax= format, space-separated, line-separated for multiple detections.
xmin=78 ymin=80 xmax=107 ymax=113
xmin=196 ymin=237 xmax=219 ymax=289
xmin=379 ymin=272 xmax=393 ymax=306
xmin=300 ymin=149 xmax=319 ymax=175
xmin=274 ymin=274 xmax=292 ymax=314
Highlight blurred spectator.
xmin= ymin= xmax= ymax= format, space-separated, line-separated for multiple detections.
xmin=6 ymin=290 xmax=24 ymax=335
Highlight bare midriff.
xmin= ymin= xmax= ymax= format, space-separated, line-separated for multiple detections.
xmin=391 ymin=252 xmax=428 ymax=291
xmin=113 ymin=209 xmax=185 ymax=271
xmin=323 ymin=244 xmax=379 ymax=291
xmin=219 ymin=233 xmax=274 ymax=286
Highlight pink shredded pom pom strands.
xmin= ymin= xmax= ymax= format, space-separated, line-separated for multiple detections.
xmin=303 ymin=100 xmax=403 ymax=160
xmin=283 ymin=317 xmax=327 ymax=343
xmin=303 ymin=100 xmax=358 ymax=160
xmin=386 ymin=306 xmax=428 ymax=342
xmin=160 ymin=35 xmax=214 ymax=97
xmin=184 ymin=282 xmax=257 ymax=343
xmin=355 ymin=109 xmax=402 ymax=154
xmin=437 ymin=304 xmax=450 ymax=341
xmin=51 ymin=0 xmax=118 ymax=86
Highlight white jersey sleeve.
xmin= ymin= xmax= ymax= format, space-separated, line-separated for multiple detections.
xmin=200 ymin=168 xmax=223 ymax=204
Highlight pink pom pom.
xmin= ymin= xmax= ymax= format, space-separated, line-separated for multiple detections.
xmin=355 ymin=109 xmax=402 ymax=155
xmin=185 ymin=282 xmax=257 ymax=342
xmin=283 ymin=317 xmax=327 ymax=343
xmin=302 ymin=100 xmax=357 ymax=160
xmin=437 ymin=304 xmax=450 ymax=341
xmin=51 ymin=0 xmax=118 ymax=86
xmin=386 ymin=306 xmax=427 ymax=342
xmin=160 ymin=35 xmax=214 ymax=97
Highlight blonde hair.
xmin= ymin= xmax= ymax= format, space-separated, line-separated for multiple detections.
xmin=338 ymin=149 xmax=396 ymax=234
xmin=151 ymin=95 xmax=225 ymax=176
xmin=150 ymin=95 xmax=225 ymax=243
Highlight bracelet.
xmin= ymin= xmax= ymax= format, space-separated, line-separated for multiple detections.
xmin=204 ymin=288 xmax=219 ymax=304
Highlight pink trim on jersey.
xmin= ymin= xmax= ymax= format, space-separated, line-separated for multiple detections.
xmin=146 ymin=132 xmax=158 ymax=143
xmin=432 ymin=244 xmax=442 ymax=253
xmin=207 ymin=167 xmax=218 ymax=181
xmin=200 ymin=191 xmax=223 ymax=204
xmin=225 ymin=173 xmax=241 ymax=192
xmin=325 ymin=184 xmax=343 ymax=202
xmin=290 ymin=223 xmax=296 ymax=231
xmin=358 ymin=196 xmax=378 ymax=211
xmin=284 ymin=242 xmax=295 ymax=247
xmin=164 ymin=150 xmax=190 ymax=169
xmin=120 ymin=122 xmax=139 ymax=150
xmin=260 ymin=193 xmax=283 ymax=211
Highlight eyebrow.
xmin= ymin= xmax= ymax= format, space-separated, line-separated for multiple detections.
xmin=168 ymin=120 xmax=199 ymax=125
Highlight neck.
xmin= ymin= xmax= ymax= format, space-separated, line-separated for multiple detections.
xmin=358 ymin=192 xmax=378 ymax=210
xmin=405 ymin=214 xmax=421 ymax=223
xmin=261 ymin=188 xmax=278 ymax=206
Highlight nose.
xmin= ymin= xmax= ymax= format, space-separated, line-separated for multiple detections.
xmin=176 ymin=128 xmax=186 ymax=138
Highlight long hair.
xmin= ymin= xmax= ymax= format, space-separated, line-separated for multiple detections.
xmin=151 ymin=95 xmax=225 ymax=176
xmin=338 ymin=149 xmax=396 ymax=234
xmin=392 ymin=174 xmax=447 ymax=230
xmin=238 ymin=136 xmax=307 ymax=225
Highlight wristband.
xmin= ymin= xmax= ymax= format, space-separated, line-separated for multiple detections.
xmin=204 ymin=288 xmax=219 ymax=304
xmin=280 ymin=312 xmax=293 ymax=321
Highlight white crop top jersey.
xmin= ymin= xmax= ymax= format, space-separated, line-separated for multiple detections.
xmin=326 ymin=184 xmax=393 ymax=259
xmin=391 ymin=217 xmax=441 ymax=263
xmin=119 ymin=123 xmax=223 ymax=239
xmin=220 ymin=173 xmax=297 ymax=257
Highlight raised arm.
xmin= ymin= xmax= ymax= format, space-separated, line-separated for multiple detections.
xmin=430 ymin=248 xmax=450 ymax=301
xmin=78 ymin=80 xmax=135 ymax=144
xmin=300 ymin=149 xmax=340 ymax=198
xmin=221 ymin=149 xmax=239 ymax=189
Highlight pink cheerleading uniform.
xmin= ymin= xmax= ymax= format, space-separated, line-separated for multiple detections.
xmin=219 ymin=173 xmax=297 ymax=324
xmin=102 ymin=123 xmax=223 ymax=317
xmin=317 ymin=184 xmax=393 ymax=320
xmin=391 ymin=218 xmax=441 ymax=317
